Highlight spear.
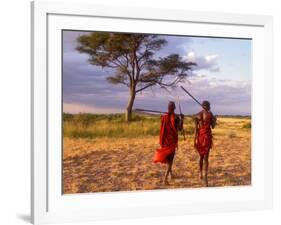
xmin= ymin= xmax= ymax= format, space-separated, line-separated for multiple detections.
xmin=177 ymin=96 xmax=186 ymax=141
xmin=180 ymin=86 xmax=207 ymax=111
xmin=134 ymin=108 xmax=166 ymax=114
xmin=181 ymin=86 xmax=217 ymax=129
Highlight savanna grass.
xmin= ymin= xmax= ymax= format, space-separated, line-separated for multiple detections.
xmin=63 ymin=113 xmax=194 ymax=139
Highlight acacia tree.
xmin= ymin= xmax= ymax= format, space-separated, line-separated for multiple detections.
xmin=76 ymin=33 xmax=196 ymax=121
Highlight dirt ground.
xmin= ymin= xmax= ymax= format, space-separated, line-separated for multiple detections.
xmin=63 ymin=117 xmax=251 ymax=194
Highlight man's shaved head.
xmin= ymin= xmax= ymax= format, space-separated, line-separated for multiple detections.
xmin=202 ymin=100 xmax=211 ymax=111
xmin=168 ymin=101 xmax=176 ymax=114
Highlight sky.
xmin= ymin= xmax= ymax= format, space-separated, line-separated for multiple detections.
xmin=63 ymin=30 xmax=252 ymax=115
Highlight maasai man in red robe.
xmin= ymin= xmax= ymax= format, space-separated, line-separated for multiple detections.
xmin=153 ymin=101 xmax=184 ymax=185
xmin=194 ymin=100 xmax=216 ymax=187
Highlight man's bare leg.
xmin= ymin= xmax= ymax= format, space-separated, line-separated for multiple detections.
xmin=199 ymin=155 xmax=204 ymax=179
xmin=169 ymin=158 xmax=175 ymax=179
xmin=204 ymin=152 xmax=209 ymax=187
xmin=164 ymin=161 xmax=172 ymax=185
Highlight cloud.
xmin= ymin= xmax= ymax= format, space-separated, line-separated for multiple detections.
xmin=62 ymin=31 xmax=251 ymax=115
xmin=178 ymin=76 xmax=251 ymax=115
xmin=63 ymin=103 xmax=123 ymax=114
xmin=131 ymin=75 xmax=251 ymax=115
xmin=184 ymin=51 xmax=220 ymax=73
xmin=63 ymin=74 xmax=251 ymax=116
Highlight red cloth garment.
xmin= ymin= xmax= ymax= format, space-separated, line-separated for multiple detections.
xmin=153 ymin=113 xmax=178 ymax=164
xmin=195 ymin=111 xmax=213 ymax=156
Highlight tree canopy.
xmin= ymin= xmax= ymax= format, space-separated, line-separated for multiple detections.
xmin=76 ymin=32 xmax=196 ymax=121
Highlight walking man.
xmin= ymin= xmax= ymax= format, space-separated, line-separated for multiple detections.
xmin=153 ymin=101 xmax=184 ymax=185
xmin=194 ymin=100 xmax=216 ymax=187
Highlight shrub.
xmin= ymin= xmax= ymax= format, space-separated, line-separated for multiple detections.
xmin=242 ymin=122 xmax=251 ymax=129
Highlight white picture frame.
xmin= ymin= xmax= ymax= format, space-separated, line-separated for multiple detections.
xmin=31 ymin=1 xmax=273 ymax=224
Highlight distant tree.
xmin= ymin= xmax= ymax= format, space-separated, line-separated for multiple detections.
xmin=76 ymin=33 xmax=196 ymax=121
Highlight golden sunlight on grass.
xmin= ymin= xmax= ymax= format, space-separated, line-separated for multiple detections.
xmin=63 ymin=116 xmax=251 ymax=194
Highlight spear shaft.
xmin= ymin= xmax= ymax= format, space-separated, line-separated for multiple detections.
xmin=180 ymin=86 xmax=205 ymax=110
xmin=177 ymin=96 xmax=186 ymax=141
xmin=134 ymin=108 xmax=166 ymax=114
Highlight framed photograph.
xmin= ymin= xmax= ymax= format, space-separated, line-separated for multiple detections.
xmin=31 ymin=1 xmax=273 ymax=224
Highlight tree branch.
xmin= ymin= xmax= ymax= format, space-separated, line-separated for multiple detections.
xmin=136 ymin=83 xmax=156 ymax=93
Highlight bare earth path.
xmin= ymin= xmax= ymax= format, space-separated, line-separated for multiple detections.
xmin=63 ymin=118 xmax=251 ymax=194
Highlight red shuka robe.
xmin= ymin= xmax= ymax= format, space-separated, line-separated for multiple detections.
xmin=195 ymin=111 xmax=213 ymax=156
xmin=153 ymin=113 xmax=178 ymax=164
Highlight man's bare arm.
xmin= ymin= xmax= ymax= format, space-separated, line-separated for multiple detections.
xmin=210 ymin=112 xmax=217 ymax=129
xmin=176 ymin=114 xmax=184 ymax=131
xmin=193 ymin=117 xmax=199 ymax=148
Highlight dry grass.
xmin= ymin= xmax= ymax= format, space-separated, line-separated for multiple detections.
xmin=63 ymin=113 xmax=195 ymax=138
xmin=63 ymin=116 xmax=251 ymax=194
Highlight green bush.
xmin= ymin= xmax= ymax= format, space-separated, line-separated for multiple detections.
xmin=242 ymin=122 xmax=251 ymax=129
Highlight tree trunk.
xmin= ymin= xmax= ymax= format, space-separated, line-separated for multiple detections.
xmin=125 ymin=88 xmax=136 ymax=122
